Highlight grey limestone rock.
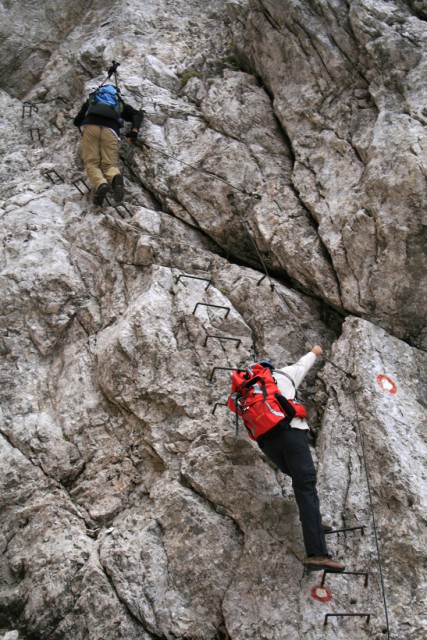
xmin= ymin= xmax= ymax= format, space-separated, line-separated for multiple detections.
xmin=0 ymin=1 xmax=425 ymax=639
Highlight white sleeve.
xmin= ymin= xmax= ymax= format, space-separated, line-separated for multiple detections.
xmin=277 ymin=352 xmax=317 ymax=389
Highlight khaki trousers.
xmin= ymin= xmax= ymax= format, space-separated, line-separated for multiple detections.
xmin=81 ymin=125 xmax=121 ymax=190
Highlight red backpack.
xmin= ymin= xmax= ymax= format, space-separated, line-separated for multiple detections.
xmin=227 ymin=363 xmax=307 ymax=440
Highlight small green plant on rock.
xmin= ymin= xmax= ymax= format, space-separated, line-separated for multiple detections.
xmin=223 ymin=53 xmax=240 ymax=67
xmin=180 ymin=69 xmax=200 ymax=87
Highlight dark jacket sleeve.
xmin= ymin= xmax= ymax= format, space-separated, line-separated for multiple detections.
xmin=122 ymin=102 xmax=143 ymax=129
xmin=73 ymin=101 xmax=89 ymax=128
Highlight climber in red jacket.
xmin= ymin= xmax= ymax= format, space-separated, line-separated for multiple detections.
xmin=229 ymin=346 xmax=345 ymax=572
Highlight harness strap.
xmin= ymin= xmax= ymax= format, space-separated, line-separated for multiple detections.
xmin=230 ymin=391 xmax=241 ymax=438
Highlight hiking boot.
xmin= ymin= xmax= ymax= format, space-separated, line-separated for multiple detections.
xmin=112 ymin=174 xmax=124 ymax=203
xmin=303 ymin=556 xmax=345 ymax=573
xmin=93 ymin=183 xmax=109 ymax=206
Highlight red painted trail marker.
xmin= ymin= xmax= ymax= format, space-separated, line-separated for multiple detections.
xmin=376 ymin=374 xmax=397 ymax=394
xmin=310 ymin=585 xmax=333 ymax=603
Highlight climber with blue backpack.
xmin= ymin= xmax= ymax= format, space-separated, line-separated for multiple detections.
xmin=73 ymin=61 xmax=143 ymax=205
xmin=228 ymin=346 xmax=345 ymax=573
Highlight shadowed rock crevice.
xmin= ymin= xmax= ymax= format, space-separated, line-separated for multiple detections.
xmin=0 ymin=0 xmax=93 ymax=99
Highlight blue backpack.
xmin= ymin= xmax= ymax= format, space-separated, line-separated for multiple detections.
xmin=86 ymin=85 xmax=123 ymax=121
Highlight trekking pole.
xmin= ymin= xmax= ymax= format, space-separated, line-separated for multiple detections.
xmin=107 ymin=60 xmax=120 ymax=79
xmin=108 ymin=60 xmax=120 ymax=90
xmin=96 ymin=60 xmax=121 ymax=90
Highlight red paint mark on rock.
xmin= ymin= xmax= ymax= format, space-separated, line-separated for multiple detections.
xmin=376 ymin=374 xmax=397 ymax=394
xmin=310 ymin=585 xmax=333 ymax=602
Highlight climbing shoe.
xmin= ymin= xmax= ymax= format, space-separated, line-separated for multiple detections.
xmin=303 ymin=556 xmax=345 ymax=573
xmin=93 ymin=183 xmax=109 ymax=206
xmin=112 ymin=174 xmax=124 ymax=203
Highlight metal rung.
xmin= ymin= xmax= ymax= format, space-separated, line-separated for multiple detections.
xmin=175 ymin=274 xmax=212 ymax=289
xmin=321 ymin=571 xmax=369 ymax=588
xmin=104 ymin=193 xmax=114 ymax=207
xmin=257 ymin=274 xmax=275 ymax=290
xmin=29 ymin=127 xmax=41 ymax=141
xmin=72 ymin=178 xmax=90 ymax=194
xmin=42 ymin=96 xmax=69 ymax=104
xmin=212 ymin=402 xmax=228 ymax=415
xmin=114 ymin=202 xmax=132 ymax=216
xmin=209 ymin=366 xmax=246 ymax=382
xmin=44 ymin=169 xmax=65 ymax=184
xmin=193 ymin=303 xmax=230 ymax=318
xmin=104 ymin=195 xmax=130 ymax=218
xmin=22 ymin=101 xmax=38 ymax=118
xmin=324 ymin=613 xmax=370 ymax=626
xmin=325 ymin=525 xmax=365 ymax=536
xmin=204 ymin=335 xmax=241 ymax=348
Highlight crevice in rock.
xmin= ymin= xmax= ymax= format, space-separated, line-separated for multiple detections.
xmin=61 ymin=460 xmax=87 ymax=491
xmin=197 ymin=113 xmax=243 ymax=146
xmin=0 ymin=528 xmax=22 ymax=560
xmin=116 ymin=82 xmax=345 ymax=318
xmin=410 ymin=7 xmax=427 ymax=22
xmin=0 ymin=424 xmax=94 ymax=527
xmin=213 ymin=624 xmax=231 ymax=640
xmin=179 ymin=472 xmax=245 ymax=542
xmin=176 ymin=480 xmax=245 ymax=640
xmin=73 ymin=314 xmax=90 ymax=337
xmin=119 ymin=152 xmax=165 ymax=212
xmin=97 ymin=547 xmax=157 ymax=638
xmin=293 ymin=19 xmax=337 ymax=84
xmin=0 ymin=424 xmax=57 ymax=484
xmin=328 ymin=33 xmax=371 ymax=87
xmin=257 ymin=1 xmax=281 ymax=31
xmin=0 ymin=600 xmax=30 ymax=640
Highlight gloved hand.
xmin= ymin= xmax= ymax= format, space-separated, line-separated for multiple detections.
xmin=125 ymin=129 xmax=138 ymax=143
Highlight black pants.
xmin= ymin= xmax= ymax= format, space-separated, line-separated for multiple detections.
xmin=259 ymin=428 xmax=328 ymax=557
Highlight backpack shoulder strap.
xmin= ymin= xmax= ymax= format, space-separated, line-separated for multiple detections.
xmin=273 ymin=369 xmax=299 ymax=400
xmin=273 ymin=369 xmax=296 ymax=389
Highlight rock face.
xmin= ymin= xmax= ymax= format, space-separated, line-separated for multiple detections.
xmin=0 ymin=1 xmax=426 ymax=639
